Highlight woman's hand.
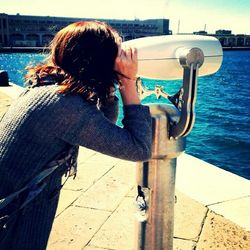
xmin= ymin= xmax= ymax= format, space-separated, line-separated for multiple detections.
xmin=114 ymin=45 xmax=140 ymax=105
xmin=114 ymin=45 xmax=138 ymax=80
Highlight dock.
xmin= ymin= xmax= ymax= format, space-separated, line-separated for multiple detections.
xmin=0 ymin=85 xmax=249 ymax=250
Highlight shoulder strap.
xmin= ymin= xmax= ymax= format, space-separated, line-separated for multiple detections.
xmin=0 ymin=146 xmax=78 ymax=212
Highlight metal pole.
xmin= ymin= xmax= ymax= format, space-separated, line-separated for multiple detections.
xmin=134 ymin=47 xmax=204 ymax=250
xmin=135 ymin=105 xmax=185 ymax=250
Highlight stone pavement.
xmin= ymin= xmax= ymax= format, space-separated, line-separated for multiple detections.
xmin=46 ymin=147 xmax=250 ymax=250
xmin=47 ymin=147 xmax=196 ymax=250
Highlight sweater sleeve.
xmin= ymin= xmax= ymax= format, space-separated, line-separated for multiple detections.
xmin=56 ymin=96 xmax=152 ymax=162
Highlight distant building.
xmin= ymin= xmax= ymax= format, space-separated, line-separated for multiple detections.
xmin=193 ymin=31 xmax=208 ymax=35
xmin=0 ymin=13 xmax=170 ymax=47
xmin=215 ymin=30 xmax=232 ymax=35
xmin=193 ymin=29 xmax=250 ymax=48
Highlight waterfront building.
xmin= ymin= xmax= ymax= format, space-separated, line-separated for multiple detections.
xmin=0 ymin=13 xmax=170 ymax=47
xmin=193 ymin=29 xmax=250 ymax=48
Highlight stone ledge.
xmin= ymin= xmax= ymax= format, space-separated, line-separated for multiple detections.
xmin=177 ymin=153 xmax=250 ymax=232
xmin=196 ymin=210 xmax=250 ymax=250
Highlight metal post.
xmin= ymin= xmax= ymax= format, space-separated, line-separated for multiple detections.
xmin=134 ymin=48 xmax=204 ymax=250
xmin=135 ymin=105 xmax=185 ymax=250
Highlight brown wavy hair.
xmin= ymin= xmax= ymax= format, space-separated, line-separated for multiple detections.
xmin=26 ymin=21 xmax=120 ymax=103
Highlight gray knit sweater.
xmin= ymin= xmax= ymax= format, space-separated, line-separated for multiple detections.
xmin=0 ymin=84 xmax=152 ymax=194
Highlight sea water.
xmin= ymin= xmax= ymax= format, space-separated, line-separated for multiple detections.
xmin=0 ymin=51 xmax=249 ymax=179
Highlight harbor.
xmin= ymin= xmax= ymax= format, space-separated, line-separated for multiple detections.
xmin=1 ymin=83 xmax=249 ymax=250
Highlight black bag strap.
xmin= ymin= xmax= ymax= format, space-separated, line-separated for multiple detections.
xmin=0 ymin=146 xmax=78 ymax=214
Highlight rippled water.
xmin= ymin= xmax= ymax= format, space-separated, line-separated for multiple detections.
xmin=0 ymin=51 xmax=249 ymax=179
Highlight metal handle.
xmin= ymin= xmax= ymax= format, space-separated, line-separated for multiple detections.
xmin=136 ymin=47 xmax=204 ymax=139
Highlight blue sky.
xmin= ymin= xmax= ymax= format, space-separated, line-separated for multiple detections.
xmin=1 ymin=0 xmax=250 ymax=34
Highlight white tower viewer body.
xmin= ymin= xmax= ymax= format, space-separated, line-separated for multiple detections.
xmin=124 ymin=35 xmax=223 ymax=80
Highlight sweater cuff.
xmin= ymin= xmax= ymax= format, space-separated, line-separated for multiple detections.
xmin=123 ymin=104 xmax=150 ymax=117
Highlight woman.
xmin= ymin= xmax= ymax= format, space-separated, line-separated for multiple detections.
xmin=0 ymin=21 xmax=152 ymax=249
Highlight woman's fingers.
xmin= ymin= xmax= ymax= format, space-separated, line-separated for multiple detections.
xmin=131 ymin=47 xmax=137 ymax=61
xmin=119 ymin=46 xmax=136 ymax=63
xmin=124 ymin=46 xmax=132 ymax=60
xmin=126 ymin=47 xmax=137 ymax=62
xmin=114 ymin=45 xmax=138 ymax=80
xmin=117 ymin=45 xmax=122 ymax=57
